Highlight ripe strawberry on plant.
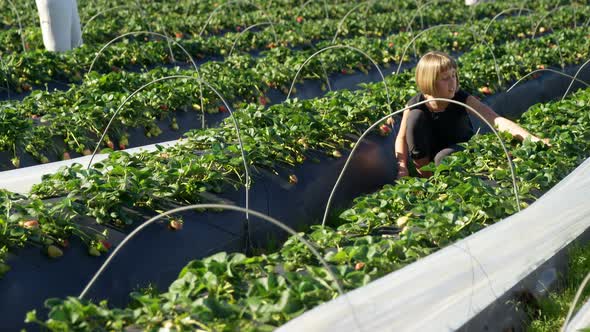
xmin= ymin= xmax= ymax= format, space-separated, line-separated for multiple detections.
xmin=379 ymin=124 xmax=392 ymax=136
xmin=110 ymin=65 xmax=121 ymax=73
xmin=388 ymin=42 xmax=394 ymax=48
xmin=21 ymin=83 xmax=32 ymax=92
xmin=106 ymin=140 xmax=115 ymax=149
xmin=159 ymin=104 xmax=169 ymax=111
xmin=98 ymin=240 xmax=112 ymax=252
xmin=174 ymin=32 xmax=184 ymax=39
xmin=341 ymin=69 xmax=347 ymax=74
xmin=258 ymin=95 xmax=268 ymax=106
xmin=218 ymin=105 xmax=228 ymax=113
xmin=62 ymin=152 xmax=71 ymax=160
xmin=354 ymin=262 xmax=365 ymax=270
xmin=296 ymin=16 xmax=303 ymax=23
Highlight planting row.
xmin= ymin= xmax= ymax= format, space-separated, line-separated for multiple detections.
xmin=2 ymin=0 xmax=586 ymax=92
xmin=24 ymin=86 xmax=590 ymax=330
xmin=1 ymin=0 xmax=567 ymax=56
xmin=0 ymin=22 xmax=587 ymax=169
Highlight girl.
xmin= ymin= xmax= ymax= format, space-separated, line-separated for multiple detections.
xmin=395 ymin=51 xmax=549 ymax=178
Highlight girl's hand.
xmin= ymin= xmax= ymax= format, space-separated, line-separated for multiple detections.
xmin=531 ymin=136 xmax=552 ymax=146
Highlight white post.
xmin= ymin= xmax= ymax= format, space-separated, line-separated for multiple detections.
xmin=35 ymin=0 xmax=83 ymax=52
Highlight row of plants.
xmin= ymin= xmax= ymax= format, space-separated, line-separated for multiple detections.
xmin=0 ymin=17 xmax=587 ymax=279
xmin=3 ymin=0 xmax=564 ymax=56
xmin=2 ymin=0 xmax=569 ymax=88
xmin=0 ymin=19 xmax=587 ymax=168
xmin=23 ymin=83 xmax=590 ymax=330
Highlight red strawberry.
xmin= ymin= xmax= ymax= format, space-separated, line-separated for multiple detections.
xmin=59 ymin=239 xmax=70 ymax=248
xmin=159 ymin=104 xmax=169 ymax=111
xmin=236 ymin=26 xmax=242 ymax=32
xmin=379 ymin=124 xmax=392 ymax=136
xmin=106 ymin=140 xmax=115 ymax=149
xmin=388 ymin=42 xmax=394 ymax=48
xmin=341 ymin=69 xmax=347 ymax=74
xmin=258 ymin=96 xmax=268 ymax=106
xmin=118 ymin=143 xmax=126 ymax=150
xmin=296 ymin=16 xmax=303 ymax=23
xmin=22 ymin=83 xmax=32 ymax=92
xmin=110 ymin=65 xmax=121 ymax=73
xmin=62 ymin=152 xmax=71 ymax=160
xmin=99 ymin=239 xmax=112 ymax=251
xmin=218 ymin=105 xmax=228 ymax=113
xmin=354 ymin=262 xmax=365 ymax=270
xmin=174 ymin=32 xmax=184 ymax=39
xmin=30 ymin=114 xmax=39 ymax=119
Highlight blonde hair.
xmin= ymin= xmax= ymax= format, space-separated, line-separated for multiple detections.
xmin=415 ymin=51 xmax=459 ymax=96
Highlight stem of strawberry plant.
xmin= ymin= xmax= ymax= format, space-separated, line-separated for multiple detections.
xmin=320 ymin=98 xmax=521 ymax=228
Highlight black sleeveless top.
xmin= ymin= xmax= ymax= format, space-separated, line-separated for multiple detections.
xmin=407 ymin=89 xmax=474 ymax=146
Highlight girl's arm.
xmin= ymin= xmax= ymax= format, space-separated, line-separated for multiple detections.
xmin=395 ymin=109 xmax=410 ymax=177
xmin=466 ymin=96 xmax=550 ymax=144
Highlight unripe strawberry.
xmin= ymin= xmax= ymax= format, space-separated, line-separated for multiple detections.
xmin=354 ymin=262 xmax=365 ymax=270
xmin=288 ymin=174 xmax=298 ymax=184
xmin=106 ymin=140 xmax=115 ymax=149
xmin=83 ymin=149 xmax=92 ymax=156
xmin=62 ymin=152 xmax=71 ymax=160
xmin=88 ymin=247 xmax=101 ymax=257
xmin=11 ymin=157 xmax=20 ymax=168
xmin=332 ymin=150 xmax=342 ymax=158
xmin=40 ymin=155 xmax=49 ymax=164
xmin=23 ymin=220 xmax=39 ymax=229
xmin=169 ymin=219 xmax=183 ymax=230
xmin=46 ymin=245 xmax=63 ymax=258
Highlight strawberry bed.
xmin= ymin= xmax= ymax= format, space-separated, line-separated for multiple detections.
xmin=0 ymin=0 xmax=588 ymax=330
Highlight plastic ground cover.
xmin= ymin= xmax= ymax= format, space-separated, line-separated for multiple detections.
xmin=566 ymin=295 xmax=590 ymax=331
xmin=278 ymin=156 xmax=590 ymax=332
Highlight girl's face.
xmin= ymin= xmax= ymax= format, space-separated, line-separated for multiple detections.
xmin=434 ymin=68 xmax=457 ymax=99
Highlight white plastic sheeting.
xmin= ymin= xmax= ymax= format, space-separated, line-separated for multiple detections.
xmin=279 ymin=157 xmax=590 ymax=332
xmin=566 ymin=297 xmax=590 ymax=332
xmin=0 ymin=140 xmax=179 ymax=194
xmin=35 ymin=0 xmax=82 ymax=52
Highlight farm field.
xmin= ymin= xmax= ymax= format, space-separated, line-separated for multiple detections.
xmin=0 ymin=0 xmax=590 ymax=330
